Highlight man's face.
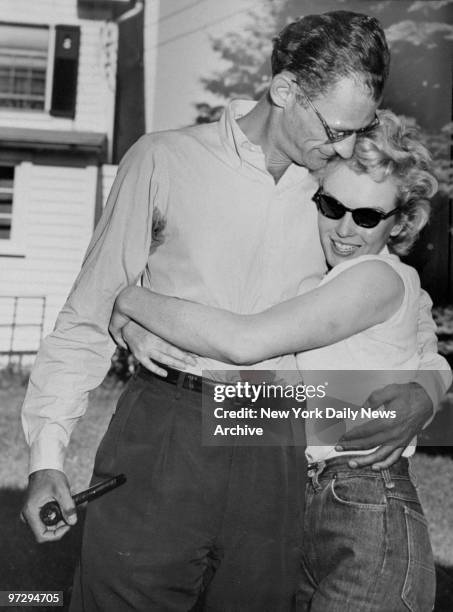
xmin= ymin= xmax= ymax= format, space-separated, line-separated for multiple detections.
xmin=278 ymin=77 xmax=378 ymax=171
xmin=317 ymin=164 xmax=400 ymax=268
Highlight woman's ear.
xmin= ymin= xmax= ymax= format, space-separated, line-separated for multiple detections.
xmin=390 ymin=223 xmax=403 ymax=237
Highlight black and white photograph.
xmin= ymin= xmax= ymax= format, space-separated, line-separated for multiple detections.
xmin=0 ymin=0 xmax=452 ymax=610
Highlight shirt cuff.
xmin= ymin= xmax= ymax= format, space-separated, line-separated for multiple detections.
xmin=29 ymin=436 xmax=66 ymax=475
xmin=415 ymin=369 xmax=452 ymax=428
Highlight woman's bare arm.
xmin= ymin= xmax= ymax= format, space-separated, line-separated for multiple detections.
xmin=113 ymin=260 xmax=404 ymax=364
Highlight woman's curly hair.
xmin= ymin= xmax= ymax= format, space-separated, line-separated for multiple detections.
xmin=323 ymin=109 xmax=438 ymax=256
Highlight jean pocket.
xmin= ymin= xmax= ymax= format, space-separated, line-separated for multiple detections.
xmin=401 ymin=506 xmax=436 ymax=612
xmin=330 ymin=477 xmax=387 ymax=510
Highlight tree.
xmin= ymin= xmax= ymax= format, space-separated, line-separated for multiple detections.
xmin=194 ymin=0 xmax=286 ymax=123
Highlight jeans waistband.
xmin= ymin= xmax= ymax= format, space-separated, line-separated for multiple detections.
xmin=307 ymin=456 xmax=410 ymax=492
xmin=308 ymin=455 xmax=409 ymax=478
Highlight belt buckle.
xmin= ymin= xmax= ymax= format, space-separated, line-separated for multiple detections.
xmin=182 ymin=372 xmax=199 ymax=392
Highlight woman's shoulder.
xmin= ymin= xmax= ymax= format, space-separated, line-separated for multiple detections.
xmin=319 ymin=255 xmax=406 ymax=321
xmin=322 ymin=253 xmax=419 ymax=291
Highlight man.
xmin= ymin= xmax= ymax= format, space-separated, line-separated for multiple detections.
xmin=21 ymin=11 xmax=451 ymax=611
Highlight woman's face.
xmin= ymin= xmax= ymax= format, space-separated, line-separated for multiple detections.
xmin=317 ymin=164 xmax=401 ymax=268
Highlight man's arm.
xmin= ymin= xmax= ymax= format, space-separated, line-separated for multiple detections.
xmin=112 ymin=273 xmax=451 ymax=471
xmin=21 ymin=136 xmax=162 ymax=540
xmin=338 ymin=288 xmax=452 ymax=469
xmin=412 ymin=288 xmax=452 ymax=416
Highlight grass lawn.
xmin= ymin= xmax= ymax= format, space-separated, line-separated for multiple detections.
xmin=1 ymin=381 xmax=452 ymax=610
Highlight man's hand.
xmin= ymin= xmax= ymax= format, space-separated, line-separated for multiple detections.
xmin=20 ymin=469 xmax=76 ymax=543
xmin=336 ymin=382 xmax=433 ymax=470
xmin=121 ymin=320 xmax=196 ymax=376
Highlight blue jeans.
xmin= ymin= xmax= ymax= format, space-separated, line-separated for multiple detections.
xmin=297 ymin=457 xmax=436 ymax=612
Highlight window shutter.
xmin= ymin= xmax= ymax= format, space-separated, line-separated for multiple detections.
xmin=50 ymin=25 xmax=81 ymax=119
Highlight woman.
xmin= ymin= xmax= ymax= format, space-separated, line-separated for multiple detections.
xmin=110 ymin=110 xmax=438 ymax=611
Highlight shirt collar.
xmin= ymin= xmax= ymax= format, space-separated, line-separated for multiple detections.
xmin=218 ymin=99 xmax=266 ymax=170
xmin=219 ymin=99 xmax=310 ymax=188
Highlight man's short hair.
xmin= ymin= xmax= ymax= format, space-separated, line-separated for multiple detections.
xmin=271 ymin=11 xmax=390 ymax=101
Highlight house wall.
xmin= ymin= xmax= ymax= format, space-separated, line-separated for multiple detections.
xmin=0 ymin=162 xmax=118 ymax=355
xmin=0 ymin=0 xmax=118 ymax=141
xmin=0 ymin=0 xmax=121 ymax=359
xmin=0 ymin=163 xmax=97 ymax=351
xmin=101 ymin=164 xmax=118 ymax=208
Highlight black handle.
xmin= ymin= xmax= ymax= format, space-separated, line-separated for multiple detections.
xmin=39 ymin=474 xmax=127 ymax=526
xmin=39 ymin=500 xmax=63 ymax=526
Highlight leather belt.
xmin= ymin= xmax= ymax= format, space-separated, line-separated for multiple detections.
xmin=136 ymin=363 xmax=221 ymax=394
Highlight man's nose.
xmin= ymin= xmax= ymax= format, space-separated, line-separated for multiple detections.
xmin=336 ymin=212 xmax=356 ymax=236
xmin=332 ymin=133 xmax=357 ymax=159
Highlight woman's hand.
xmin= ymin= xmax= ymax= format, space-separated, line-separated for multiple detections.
xmin=109 ymin=299 xmax=131 ymax=349
xmin=122 ymin=320 xmax=197 ymax=376
xmin=109 ymin=286 xmax=197 ymax=375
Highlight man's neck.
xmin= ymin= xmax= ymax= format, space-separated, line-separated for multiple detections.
xmin=237 ymin=96 xmax=292 ymax=183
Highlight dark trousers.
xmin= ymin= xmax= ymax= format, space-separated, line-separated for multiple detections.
xmin=69 ymin=370 xmax=306 ymax=611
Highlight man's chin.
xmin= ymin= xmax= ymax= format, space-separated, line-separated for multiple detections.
xmin=304 ymin=158 xmax=328 ymax=172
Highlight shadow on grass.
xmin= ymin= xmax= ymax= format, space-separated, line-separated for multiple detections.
xmin=0 ymin=488 xmax=84 ymax=611
xmin=1 ymin=487 xmax=452 ymax=611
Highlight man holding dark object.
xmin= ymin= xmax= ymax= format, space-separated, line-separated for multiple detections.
xmin=39 ymin=474 xmax=126 ymax=526
xmin=21 ymin=10 xmax=451 ymax=611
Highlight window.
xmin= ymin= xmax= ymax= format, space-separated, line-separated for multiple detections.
xmin=0 ymin=24 xmax=49 ymax=110
xmin=0 ymin=166 xmax=14 ymax=240
xmin=0 ymin=23 xmax=81 ymax=118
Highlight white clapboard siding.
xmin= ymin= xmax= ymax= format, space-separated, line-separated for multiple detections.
xmin=0 ymin=0 xmax=118 ymax=138
xmin=1 ymin=0 xmax=78 ymax=22
xmin=102 ymin=164 xmax=119 ymax=208
xmin=0 ymin=162 xmax=98 ymax=351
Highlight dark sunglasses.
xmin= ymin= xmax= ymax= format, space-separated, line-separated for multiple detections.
xmin=312 ymin=188 xmax=399 ymax=229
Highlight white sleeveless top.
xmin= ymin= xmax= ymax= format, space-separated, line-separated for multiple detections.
xmin=296 ymin=251 xmax=422 ymax=462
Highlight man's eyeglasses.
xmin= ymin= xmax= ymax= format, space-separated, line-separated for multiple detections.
xmin=291 ymin=80 xmax=379 ymax=144
xmin=312 ymin=188 xmax=398 ymax=229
